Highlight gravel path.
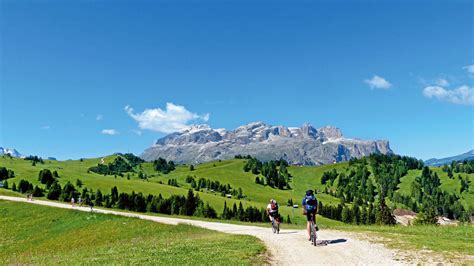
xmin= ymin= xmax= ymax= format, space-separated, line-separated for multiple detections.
xmin=1 ymin=195 xmax=402 ymax=265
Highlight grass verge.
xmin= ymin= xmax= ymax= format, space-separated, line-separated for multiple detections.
xmin=0 ymin=200 xmax=266 ymax=265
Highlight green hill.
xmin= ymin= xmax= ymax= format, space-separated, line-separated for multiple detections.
xmin=1 ymin=154 xmax=472 ymax=226
xmin=0 ymin=200 xmax=264 ymax=265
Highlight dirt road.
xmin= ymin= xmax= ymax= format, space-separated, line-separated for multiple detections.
xmin=1 ymin=195 xmax=402 ymax=265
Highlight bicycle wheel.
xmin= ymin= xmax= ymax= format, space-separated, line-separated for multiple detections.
xmin=272 ymin=221 xmax=276 ymax=233
xmin=312 ymin=225 xmax=317 ymax=246
xmin=276 ymin=222 xmax=280 ymax=234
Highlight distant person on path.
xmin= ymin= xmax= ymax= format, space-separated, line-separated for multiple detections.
xmin=89 ymin=201 xmax=94 ymax=212
xmin=266 ymin=199 xmax=280 ymax=224
xmin=302 ymin=190 xmax=318 ymax=241
xmin=71 ymin=197 xmax=75 ymax=207
xmin=78 ymin=197 xmax=83 ymax=207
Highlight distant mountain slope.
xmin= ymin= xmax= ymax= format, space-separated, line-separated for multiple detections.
xmin=0 ymin=147 xmax=22 ymax=158
xmin=425 ymin=149 xmax=474 ymax=166
xmin=141 ymin=122 xmax=393 ymax=165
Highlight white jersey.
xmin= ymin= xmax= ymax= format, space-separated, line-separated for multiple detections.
xmin=267 ymin=203 xmax=278 ymax=213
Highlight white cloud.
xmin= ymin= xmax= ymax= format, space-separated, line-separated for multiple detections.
xmin=435 ymin=78 xmax=449 ymax=87
xmin=364 ymin=75 xmax=392 ymax=90
xmin=125 ymin=102 xmax=210 ymax=133
xmin=101 ymin=129 xmax=119 ymax=135
xmin=96 ymin=114 xmax=103 ymax=121
xmin=423 ymin=85 xmax=474 ymax=105
xmin=463 ymin=64 xmax=474 ymax=74
xmin=41 ymin=125 xmax=51 ymax=130
xmin=132 ymin=129 xmax=143 ymax=136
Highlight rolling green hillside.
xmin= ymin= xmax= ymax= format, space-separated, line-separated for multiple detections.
xmin=0 ymin=200 xmax=264 ymax=265
xmin=1 ymin=154 xmax=472 ymax=226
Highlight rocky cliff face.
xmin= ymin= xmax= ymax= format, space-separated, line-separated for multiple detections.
xmin=141 ymin=122 xmax=393 ymax=165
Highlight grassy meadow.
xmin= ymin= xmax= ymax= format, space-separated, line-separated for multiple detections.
xmin=0 ymin=200 xmax=265 ymax=265
xmin=1 ymin=155 xmax=473 ymax=226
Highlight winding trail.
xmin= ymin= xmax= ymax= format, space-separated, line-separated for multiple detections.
xmin=1 ymin=195 xmax=402 ymax=265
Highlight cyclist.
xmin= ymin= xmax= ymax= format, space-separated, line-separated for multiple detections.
xmin=266 ymin=199 xmax=280 ymax=225
xmin=302 ymin=189 xmax=318 ymax=241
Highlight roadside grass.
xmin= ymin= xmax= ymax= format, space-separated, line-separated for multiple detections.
xmin=0 ymin=200 xmax=265 ymax=265
xmin=331 ymin=224 xmax=474 ymax=259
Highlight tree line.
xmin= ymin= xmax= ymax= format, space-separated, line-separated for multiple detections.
xmin=243 ymin=157 xmax=291 ymax=189
xmin=89 ymin=156 xmax=134 ymax=176
xmin=6 ymin=172 xmax=279 ymax=223
xmin=185 ymin=175 xmax=245 ymax=199
xmin=153 ymin=157 xmax=176 ymax=174
xmin=442 ymin=160 xmax=473 ymax=176
xmin=319 ymin=154 xmax=427 ymax=225
xmin=24 ymin=155 xmax=44 ymax=165
xmin=408 ymin=166 xmax=469 ymax=223
xmin=0 ymin=167 xmax=15 ymax=181
xmin=317 ymin=195 xmax=395 ymax=225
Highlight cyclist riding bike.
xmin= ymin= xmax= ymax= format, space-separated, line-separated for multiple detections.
xmin=302 ymin=190 xmax=318 ymax=241
xmin=266 ymin=199 xmax=280 ymax=225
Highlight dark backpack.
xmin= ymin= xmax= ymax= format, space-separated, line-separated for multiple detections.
xmin=305 ymin=194 xmax=317 ymax=210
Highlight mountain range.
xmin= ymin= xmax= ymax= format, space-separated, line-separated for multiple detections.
xmin=0 ymin=147 xmax=23 ymax=158
xmin=425 ymin=149 xmax=474 ymax=166
xmin=141 ymin=122 xmax=393 ymax=165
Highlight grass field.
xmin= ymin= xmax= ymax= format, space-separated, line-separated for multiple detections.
xmin=0 ymin=200 xmax=265 ymax=265
xmin=1 ymin=155 xmax=473 ymax=226
xmin=0 ymin=156 xmax=343 ymax=225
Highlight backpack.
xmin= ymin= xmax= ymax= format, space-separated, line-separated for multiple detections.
xmin=271 ymin=201 xmax=279 ymax=211
xmin=304 ymin=194 xmax=317 ymax=211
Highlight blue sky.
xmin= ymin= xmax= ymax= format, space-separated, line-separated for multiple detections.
xmin=1 ymin=0 xmax=473 ymax=160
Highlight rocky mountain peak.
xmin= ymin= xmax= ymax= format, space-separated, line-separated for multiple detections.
xmin=144 ymin=121 xmax=393 ymax=165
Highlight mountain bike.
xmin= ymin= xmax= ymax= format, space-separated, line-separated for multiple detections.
xmin=271 ymin=215 xmax=280 ymax=234
xmin=310 ymin=213 xmax=318 ymax=246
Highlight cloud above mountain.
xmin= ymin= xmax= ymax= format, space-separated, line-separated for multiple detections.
xmin=364 ymin=75 xmax=392 ymax=90
xmin=125 ymin=102 xmax=210 ymax=133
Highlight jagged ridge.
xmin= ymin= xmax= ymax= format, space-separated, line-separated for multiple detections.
xmin=141 ymin=122 xmax=393 ymax=165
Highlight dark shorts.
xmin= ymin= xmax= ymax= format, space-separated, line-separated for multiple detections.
xmin=305 ymin=209 xmax=316 ymax=221
xmin=269 ymin=211 xmax=279 ymax=217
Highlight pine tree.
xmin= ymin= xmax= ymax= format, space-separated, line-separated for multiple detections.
xmin=185 ymin=189 xmax=196 ymax=216
xmin=375 ymin=197 xmax=396 ymax=225
xmin=95 ymin=189 xmax=103 ymax=206
xmin=341 ymin=206 xmax=351 ymax=223
xmin=222 ymin=201 xmax=229 ymax=219
xmin=238 ymin=202 xmax=245 ymax=221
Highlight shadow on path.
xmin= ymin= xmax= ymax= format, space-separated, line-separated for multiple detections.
xmin=317 ymin=239 xmax=347 ymax=246
xmin=277 ymin=231 xmax=298 ymax=235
